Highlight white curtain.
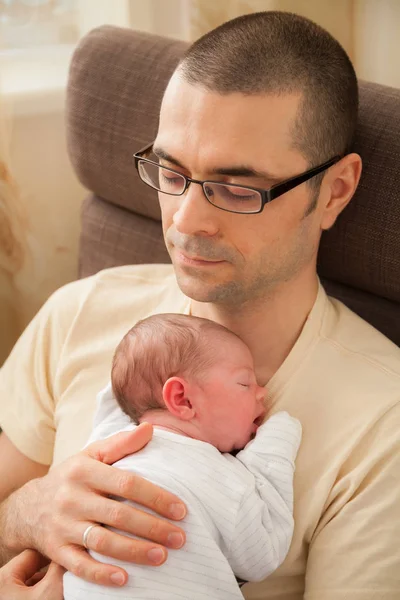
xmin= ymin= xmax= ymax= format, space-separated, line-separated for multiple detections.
xmin=185 ymin=0 xmax=400 ymax=88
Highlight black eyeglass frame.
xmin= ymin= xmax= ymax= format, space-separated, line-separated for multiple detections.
xmin=133 ymin=142 xmax=342 ymax=215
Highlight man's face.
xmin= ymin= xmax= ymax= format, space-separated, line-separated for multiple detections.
xmin=155 ymin=73 xmax=323 ymax=307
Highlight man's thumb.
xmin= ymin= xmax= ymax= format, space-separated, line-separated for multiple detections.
xmin=86 ymin=421 xmax=153 ymax=464
xmin=6 ymin=550 xmax=42 ymax=584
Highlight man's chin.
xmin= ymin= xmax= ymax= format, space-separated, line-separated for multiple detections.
xmin=172 ymin=260 xmax=247 ymax=305
xmin=174 ymin=270 xmax=217 ymax=302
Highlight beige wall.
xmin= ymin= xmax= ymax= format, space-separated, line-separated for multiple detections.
xmin=0 ymin=102 xmax=85 ymax=364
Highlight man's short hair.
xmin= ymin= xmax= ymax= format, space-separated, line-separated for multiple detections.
xmin=112 ymin=313 xmax=241 ymax=423
xmin=178 ymin=11 xmax=358 ymax=170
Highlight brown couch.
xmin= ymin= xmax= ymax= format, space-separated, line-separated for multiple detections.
xmin=66 ymin=26 xmax=400 ymax=346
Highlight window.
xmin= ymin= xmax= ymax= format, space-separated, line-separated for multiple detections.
xmin=0 ymin=0 xmax=80 ymax=49
xmin=0 ymin=0 xmax=132 ymax=114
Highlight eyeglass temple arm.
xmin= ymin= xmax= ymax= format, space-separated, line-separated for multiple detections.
xmin=268 ymin=156 xmax=341 ymax=201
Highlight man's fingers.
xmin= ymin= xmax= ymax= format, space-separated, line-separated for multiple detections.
xmin=60 ymin=546 xmax=128 ymax=587
xmin=79 ymin=524 xmax=168 ymax=566
xmin=85 ymin=423 xmax=154 ymax=465
xmin=35 ymin=561 xmax=64 ymax=598
xmin=81 ymin=462 xmax=186 ymax=521
xmin=25 ymin=570 xmax=46 ymax=586
xmin=4 ymin=550 xmax=42 ymax=584
xmin=85 ymin=497 xmax=186 ymax=549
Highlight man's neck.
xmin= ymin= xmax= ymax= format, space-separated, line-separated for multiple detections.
xmin=190 ymin=272 xmax=319 ymax=386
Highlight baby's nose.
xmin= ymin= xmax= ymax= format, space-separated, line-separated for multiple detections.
xmin=254 ymin=400 xmax=263 ymax=416
xmin=255 ymin=387 xmax=267 ymax=415
xmin=256 ymin=385 xmax=266 ymax=403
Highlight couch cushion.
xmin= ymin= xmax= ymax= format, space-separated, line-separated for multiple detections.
xmin=318 ymin=80 xmax=400 ymax=305
xmin=67 ymin=26 xmax=187 ymax=221
xmin=79 ymin=194 xmax=170 ymax=277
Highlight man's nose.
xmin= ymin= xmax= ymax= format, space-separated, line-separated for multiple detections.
xmin=172 ymin=182 xmax=220 ymax=237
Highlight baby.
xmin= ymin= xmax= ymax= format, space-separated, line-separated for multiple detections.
xmin=64 ymin=313 xmax=302 ymax=600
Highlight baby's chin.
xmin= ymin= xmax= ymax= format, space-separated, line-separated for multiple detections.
xmin=217 ymin=423 xmax=258 ymax=453
xmin=228 ymin=435 xmax=255 ymax=456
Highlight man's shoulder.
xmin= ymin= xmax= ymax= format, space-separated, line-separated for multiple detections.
xmin=58 ymin=263 xmax=175 ymax=292
xmin=34 ymin=264 xmax=183 ymax=350
xmin=49 ymin=263 xmax=177 ymax=309
xmin=93 ymin=263 xmax=175 ymax=285
xmin=322 ymin=295 xmax=400 ymax=382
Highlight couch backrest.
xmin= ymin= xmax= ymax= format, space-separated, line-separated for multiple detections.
xmin=67 ymin=26 xmax=400 ymax=346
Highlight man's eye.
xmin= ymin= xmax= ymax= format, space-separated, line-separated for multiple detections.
xmin=160 ymin=172 xmax=180 ymax=184
xmin=238 ymin=383 xmax=249 ymax=388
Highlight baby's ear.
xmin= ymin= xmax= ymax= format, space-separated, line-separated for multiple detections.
xmin=162 ymin=377 xmax=196 ymax=420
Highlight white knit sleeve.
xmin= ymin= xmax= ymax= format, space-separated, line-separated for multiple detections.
xmin=226 ymin=411 xmax=302 ymax=582
xmin=85 ymin=382 xmax=132 ymax=447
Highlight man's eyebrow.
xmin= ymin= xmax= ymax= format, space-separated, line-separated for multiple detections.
xmin=153 ymin=146 xmax=185 ymax=169
xmin=214 ymin=166 xmax=280 ymax=183
xmin=152 ymin=145 xmax=281 ymax=183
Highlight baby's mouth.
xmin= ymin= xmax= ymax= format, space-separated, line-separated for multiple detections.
xmin=254 ymin=413 xmax=265 ymax=427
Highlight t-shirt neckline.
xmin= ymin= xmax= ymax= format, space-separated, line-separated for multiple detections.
xmin=186 ymin=281 xmax=328 ymax=401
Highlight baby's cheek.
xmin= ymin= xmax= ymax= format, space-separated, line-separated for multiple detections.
xmin=240 ymin=406 xmax=254 ymax=428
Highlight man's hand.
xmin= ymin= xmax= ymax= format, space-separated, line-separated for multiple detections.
xmin=4 ymin=423 xmax=186 ymax=587
xmin=0 ymin=550 xmax=64 ymax=600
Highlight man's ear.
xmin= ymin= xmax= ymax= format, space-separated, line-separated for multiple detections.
xmin=162 ymin=377 xmax=196 ymax=420
xmin=320 ymin=153 xmax=362 ymax=231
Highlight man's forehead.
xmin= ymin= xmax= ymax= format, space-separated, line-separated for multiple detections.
xmin=158 ymin=75 xmax=304 ymax=172
xmin=160 ymin=75 xmax=300 ymax=126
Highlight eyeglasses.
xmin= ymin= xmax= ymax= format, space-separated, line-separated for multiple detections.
xmin=133 ymin=142 xmax=341 ymax=215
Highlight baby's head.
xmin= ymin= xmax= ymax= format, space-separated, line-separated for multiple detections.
xmin=112 ymin=314 xmax=266 ymax=452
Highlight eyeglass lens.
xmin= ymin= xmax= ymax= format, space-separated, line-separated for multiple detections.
xmin=138 ymin=160 xmax=262 ymax=214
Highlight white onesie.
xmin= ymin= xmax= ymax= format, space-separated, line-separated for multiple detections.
xmin=63 ymin=384 xmax=301 ymax=600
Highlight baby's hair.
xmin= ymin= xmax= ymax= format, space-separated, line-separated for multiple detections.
xmin=111 ymin=313 xmax=242 ymax=423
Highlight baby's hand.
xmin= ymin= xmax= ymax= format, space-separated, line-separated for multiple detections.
xmin=248 ymin=411 xmax=302 ymax=459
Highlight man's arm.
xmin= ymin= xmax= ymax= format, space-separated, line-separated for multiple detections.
xmin=0 ymin=425 xmax=187 ymax=587
xmin=0 ymin=433 xmax=49 ymax=566
xmin=0 ymin=434 xmax=49 ymax=502
xmin=226 ymin=412 xmax=302 ymax=582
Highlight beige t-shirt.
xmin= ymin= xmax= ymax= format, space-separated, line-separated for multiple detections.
xmin=0 ymin=264 xmax=399 ymax=600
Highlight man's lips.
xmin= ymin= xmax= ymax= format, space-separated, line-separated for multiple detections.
xmin=175 ymin=250 xmax=226 ymax=267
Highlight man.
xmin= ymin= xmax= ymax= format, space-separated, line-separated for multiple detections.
xmin=0 ymin=10 xmax=399 ymax=600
